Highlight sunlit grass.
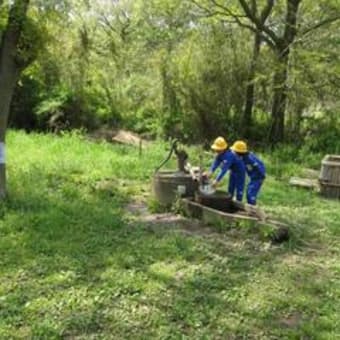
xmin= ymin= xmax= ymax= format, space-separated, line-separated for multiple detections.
xmin=0 ymin=130 xmax=339 ymax=338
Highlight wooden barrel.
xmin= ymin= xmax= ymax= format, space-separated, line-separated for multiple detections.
xmin=319 ymin=155 xmax=340 ymax=199
xmin=153 ymin=171 xmax=198 ymax=206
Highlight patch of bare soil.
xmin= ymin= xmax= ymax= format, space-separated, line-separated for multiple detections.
xmin=124 ymin=201 xmax=258 ymax=241
xmin=126 ymin=201 xmax=217 ymax=235
xmin=125 ymin=201 xmax=279 ymax=255
xmin=279 ymin=312 xmax=303 ymax=328
xmin=89 ymin=128 xmax=150 ymax=147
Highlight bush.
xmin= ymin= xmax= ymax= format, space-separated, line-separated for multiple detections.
xmin=301 ymin=110 xmax=340 ymax=154
xmin=9 ymin=75 xmax=41 ymax=131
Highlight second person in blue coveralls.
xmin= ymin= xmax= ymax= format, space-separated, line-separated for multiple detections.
xmin=205 ymin=137 xmax=246 ymax=201
xmin=231 ymin=141 xmax=266 ymax=205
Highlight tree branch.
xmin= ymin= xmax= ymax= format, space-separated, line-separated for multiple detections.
xmin=238 ymin=0 xmax=280 ymax=46
xmin=190 ymin=0 xmax=275 ymax=48
xmin=222 ymin=18 xmax=275 ymax=48
xmin=250 ymin=0 xmax=257 ymax=15
xmin=191 ymin=0 xmax=246 ymax=19
xmin=99 ymin=14 xmax=119 ymax=35
xmin=190 ymin=0 xmax=212 ymax=15
xmin=260 ymin=0 xmax=274 ymax=23
xmin=300 ymin=15 xmax=340 ymax=37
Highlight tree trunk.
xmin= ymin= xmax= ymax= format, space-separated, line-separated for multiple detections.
xmin=161 ymin=64 xmax=178 ymax=116
xmin=0 ymin=0 xmax=30 ymax=198
xmin=160 ymin=50 xmax=180 ymax=138
xmin=241 ymin=32 xmax=261 ymax=137
xmin=269 ymin=0 xmax=301 ymax=144
xmin=269 ymin=53 xmax=289 ymax=144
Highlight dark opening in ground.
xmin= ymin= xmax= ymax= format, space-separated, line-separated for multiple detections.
xmin=195 ymin=191 xmax=240 ymax=214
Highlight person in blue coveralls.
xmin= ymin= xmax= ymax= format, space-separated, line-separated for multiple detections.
xmin=204 ymin=137 xmax=246 ymax=201
xmin=231 ymin=140 xmax=266 ymax=205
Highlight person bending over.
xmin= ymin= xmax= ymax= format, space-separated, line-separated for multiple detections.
xmin=205 ymin=137 xmax=246 ymax=202
xmin=231 ymin=140 xmax=266 ymax=205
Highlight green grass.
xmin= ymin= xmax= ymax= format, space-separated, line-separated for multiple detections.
xmin=0 ymin=130 xmax=339 ymax=339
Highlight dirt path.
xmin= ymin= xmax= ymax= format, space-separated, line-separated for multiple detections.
xmin=124 ymin=200 xmax=268 ymax=251
xmin=125 ymin=201 xmax=210 ymax=235
xmin=89 ymin=128 xmax=150 ymax=147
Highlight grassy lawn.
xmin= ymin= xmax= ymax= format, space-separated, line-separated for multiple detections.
xmin=0 ymin=130 xmax=339 ymax=339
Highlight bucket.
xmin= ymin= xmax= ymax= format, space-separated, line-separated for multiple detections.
xmin=319 ymin=155 xmax=340 ymax=199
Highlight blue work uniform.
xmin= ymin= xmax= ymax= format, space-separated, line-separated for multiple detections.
xmin=243 ymin=152 xmax=266 ymax=205
xmin=210 ymin=150 xmax=246 ymax=201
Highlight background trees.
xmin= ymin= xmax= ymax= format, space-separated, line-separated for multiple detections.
xmin=2 ymin=0 xmax=340 ymax=147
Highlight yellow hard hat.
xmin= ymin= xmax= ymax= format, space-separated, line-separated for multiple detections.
xmin=231 ymin=140 xmax=248 ymax=153
xmin=211 ymin=137 xmax=228 ymax=151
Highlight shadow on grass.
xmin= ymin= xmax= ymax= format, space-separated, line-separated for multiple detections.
xmin=0 ymin=166 xmax=338 ymax=338
xmin=141 ymin=230 xmax=338 ymax=338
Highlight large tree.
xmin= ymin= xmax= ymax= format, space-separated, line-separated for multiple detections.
xmin=191 ymin=0 xmax=272 ymax=137
xmin=0 ymin=0 xmax=31 ymax=198
xmin=237 ymin=0 xmax=302 ymax=143
xmin=191 ymin=0 xmax=340 ymax=143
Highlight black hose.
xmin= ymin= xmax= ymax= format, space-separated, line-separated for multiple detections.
xmin=154 ymin=139 xmax=179 ymax=174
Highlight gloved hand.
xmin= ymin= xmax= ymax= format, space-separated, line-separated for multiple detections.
xmin=202 ymin=170 xmax=212 ymax=179
xmin=212 ymin=179 xmax=219 ymax=188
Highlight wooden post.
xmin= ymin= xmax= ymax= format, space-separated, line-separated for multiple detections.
xmin=139 ymin=139 xmax=142 ymax=157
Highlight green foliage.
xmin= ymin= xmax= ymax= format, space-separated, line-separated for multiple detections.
xmin=0 ymin=2 xmax=9 ymax=34
xmin=15 ymin=16 xmax=44 ymax=68
xmin=9 ymin=75 xmax=41 ymax=130
xmin=262 ymin=109 xmax=340 ymax=170
xmin=147 ymin=197 xmax=171 ymax=213
xmin=4 ymin=0 xmax=340 ymax=145
xmin=301 ymin=110 xmax=340 ymax=154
